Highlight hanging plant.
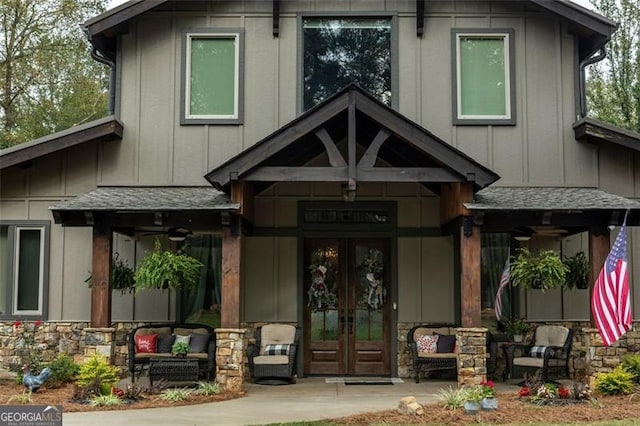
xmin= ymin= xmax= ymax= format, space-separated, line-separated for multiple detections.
xmin=84 ymin=252 xmax=136 ymax=294
xmin=563 ymin=251 xmax=589 ymax=289
xmin=134 ymin=240 xmax=203 ymax=292
xmin=510 ymin=248 xmax=568 ymax=292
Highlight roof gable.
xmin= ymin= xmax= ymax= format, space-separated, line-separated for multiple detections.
xmin=204 ymin=85 xmax=499 ymax=192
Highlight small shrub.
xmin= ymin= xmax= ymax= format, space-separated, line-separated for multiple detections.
xmin=46 ymin=354 xmax=80 ymax=388
xmin=621 ymin=354 xmax=640 ymax=383
xmin=595 ymin=366 xmax=635 ymax=395
xmin=89 ymin=394 xmax=123 ymax=407
xmin=144 ymin=378 xmax=168 ymax=395
xmin=435 ymin=386 xmax=467 ymax=410
xmin=195 ymin=381 xmax=221 ymax=396
xmin=76 ymin=355 xmax=120 ymax=389
xmin=72 ymin=378 xmax=101 ymax=402
xmin=160 ymin=387 xmax=192 ymax=402
xmin=8 ymin=390 xmax=32 ymax=404
xmin=122 ymin=384 xmax=146 ymax=401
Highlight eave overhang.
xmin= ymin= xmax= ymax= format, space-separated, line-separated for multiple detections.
xmin=573 ymin=117 xmax=640 ymax=152
xmin=0 ymin=116 xmax=123 ymax=170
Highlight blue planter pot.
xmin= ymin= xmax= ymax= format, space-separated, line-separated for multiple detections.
xmin=481 ymin=397 xmax=498 ymax=411
xmin=464 ymin=401 xmax=480 ymax=415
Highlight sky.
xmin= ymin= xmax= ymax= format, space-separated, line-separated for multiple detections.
xmin=107 ymin=0 xmax=596 ymax=12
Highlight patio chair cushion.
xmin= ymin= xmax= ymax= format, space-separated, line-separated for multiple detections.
xmin=534 ymin=326 xmax=569 ymax=347
xmin=174 ymin=327 xmax=210 ymax=336
xmin=253 ymin=355 xmax=290 ymax=365
xmin=259 ymin=324 xmax=296 ymax=353
xmin=134 ymin=326 xmax=171 ymax=337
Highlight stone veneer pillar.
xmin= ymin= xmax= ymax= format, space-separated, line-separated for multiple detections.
xmin=583 ymin=327 xmax=630 ymax=387
xmin=456 ymin=327 xmax=487 ymax=387
xmin=77 ymin=327 xmax=115 ymax=364
xmin=215 ymin=328 xmax=246 ymax=392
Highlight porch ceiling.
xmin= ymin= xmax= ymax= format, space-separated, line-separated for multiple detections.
xmin=465 ymin=186 xmax=640 ymax=232
xmin=205 ymin=85 xmax=500 ymax=194
xmin=49 ymin=186 xmax=239 ymax=231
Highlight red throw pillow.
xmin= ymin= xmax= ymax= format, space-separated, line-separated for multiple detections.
xmin=135 ymin=334 xmax=158 ymax=353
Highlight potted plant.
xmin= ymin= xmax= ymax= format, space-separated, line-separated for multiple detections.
xmin=84 ymin=252 xmax=136 ymax=294
xmin=171 ymin=341 xmax=191 ymax=358
xmin=504 ymin=318 xmax=529 ymax=342
xmin=510 ymin=248 xmax=568 ymax=291
xmin=479 ymin=380 xmax=498 ymax=410
xmin=463 ymin=384 xmax=485 ymax=414
xmin=134 ymin=240 xmax=203 ymax=291
xmin=563 ymin=251 xmax=589 ymax=289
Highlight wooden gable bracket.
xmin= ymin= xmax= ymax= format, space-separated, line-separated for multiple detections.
xmin=273 ymin=0 xmax=280 ymax=37
xmin=416 ymin=0 xmax=425 ymax=37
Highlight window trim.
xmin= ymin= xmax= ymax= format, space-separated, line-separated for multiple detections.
xmin=297 ymin=13 xmax=399 ymax=114
xmin=451 ymin=28 xmax=516 ymax=126
xmin=180 ymin=29 xmax=245 ymax=125
xmin=0 ymin=221 xmax=50 ymax=320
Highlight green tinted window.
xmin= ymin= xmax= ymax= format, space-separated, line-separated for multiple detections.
xmin=459 ymin=36 xmax=506 ymax=117
xmin=16 ymin=229 xmax=41 ymax=311
xmin=189 ymin=37 xmax=236 ymax=117
xmin=303 ymin=18 xmax=392 ymax=110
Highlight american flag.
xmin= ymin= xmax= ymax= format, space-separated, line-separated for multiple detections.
xmin=494 ymin=259 xmax=510 ymax=322
xmin=591 ymin=211 xmax=631 ymax=347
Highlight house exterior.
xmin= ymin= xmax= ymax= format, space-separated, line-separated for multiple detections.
xmin=1 ymin=0 xmax=640 ymax=387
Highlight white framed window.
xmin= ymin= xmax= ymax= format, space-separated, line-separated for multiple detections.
xmin=181 ymin=30 xmax=244 ymax=124
xmin=452 ymin=29 xmax=515 ymax=125
xmin=0 ymin=222 xmax=49 ymax=319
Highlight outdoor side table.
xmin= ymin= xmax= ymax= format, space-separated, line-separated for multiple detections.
xmin=149 ymin=358 xmax=199 ymax=386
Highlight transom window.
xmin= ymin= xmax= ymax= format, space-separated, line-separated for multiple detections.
xmin=452 ymin=29 xmax=515 ymax=125
xmin=302 ymin=17 xmax=394 ymax=111
xmin=0 ymin=222 xmax=49 ymax=319
xmin=181 ymin=30 xmax=244 ymax=124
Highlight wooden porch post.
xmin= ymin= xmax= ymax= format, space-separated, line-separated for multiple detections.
xmin=460 ymin=219 xmax=481 ymax=327
xmin=91 ymin=225 xmax=112 ymax=328
xmin=221 ymin=226 xmax=242 ymax=328
xmin=589 ymin=229 xmax=610 ymax=326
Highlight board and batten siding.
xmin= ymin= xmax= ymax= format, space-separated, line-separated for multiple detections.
xmin=102 ymin=0 xmax=595 ymax=189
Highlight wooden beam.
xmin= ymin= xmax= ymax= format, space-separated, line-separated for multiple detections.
xmin=358 ymin=129 xmax=390 ymax=168
xmin=460 ymin=222 xmax=481 ymax=327
xmin=348 ymin=91 xmax=357 ymax=190
xmin=245 ymin=166 xmax=348 ymax=181
xmin=231 ymin=181 xmax=254 ymax=223
xmin=416 ymin=0 xmax=425 ymax=37
xmin=358 ymin=167 xmax=463 ymax=182
xmin=589 ymin=229 xmax=610 ymax=326
xmin=244 ymin=166 xmax=462 ymax=183
xmin=221 ymin=227 xmax=242 ymax=328
xmin=440 ymin=182 xmax=473 ymax=225
xmin=272 ymin=0 xmax=280 ymax=37
xmin=91 ymin=226 xmax=112 ymax=328
xmin=315 ymin=128 xmax=347 ymax=167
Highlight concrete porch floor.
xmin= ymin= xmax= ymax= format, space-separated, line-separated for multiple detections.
xmin=61 ymin=375 xmax=529 ymax=426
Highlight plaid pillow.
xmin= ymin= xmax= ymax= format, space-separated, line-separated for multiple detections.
xmin=262 ymin=344 xmax=290 ymax=355
xmin=530 ymin=345 xmax=554 ymax=358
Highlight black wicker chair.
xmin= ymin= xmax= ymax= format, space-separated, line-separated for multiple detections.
xmin=407 ymin=323 xmax=458 ymax=383
xmin=247 ymin=324 xmax=300 ymax=385
xmin=508 ymin=325 xmax=574 ymax=383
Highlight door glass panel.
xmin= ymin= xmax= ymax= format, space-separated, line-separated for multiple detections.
xmin=354 ymin=245 xmax=385 ymax=342
xmin=308 ymin=244 xmax=339 ymax=341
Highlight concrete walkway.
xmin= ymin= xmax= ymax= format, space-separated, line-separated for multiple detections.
xmin=61 ymin=377 xmax=518 ymax=426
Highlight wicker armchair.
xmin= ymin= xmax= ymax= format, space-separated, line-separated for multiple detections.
xmin=247 ymin=324 xmax=299 ymax=385
xmin=508 ymin=325 xmax=574 ymax=382
xmin=407 ymin=323 xmax=458 ymax=383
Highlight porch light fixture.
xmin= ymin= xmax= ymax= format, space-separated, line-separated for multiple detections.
xmin=342 ymin=184 xmax=357 ymax=203
xmin=513 ymin=227 xmax=533 ymax=242
xmin=168 ymin=227 xmax=191 ymax=242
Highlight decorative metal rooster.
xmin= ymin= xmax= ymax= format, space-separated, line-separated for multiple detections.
xmin=22 ymin=364 xmax=52 ymax=392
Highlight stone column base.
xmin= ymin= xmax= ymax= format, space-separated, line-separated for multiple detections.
xmin=215 ymin=328 xmax=246 ymax=392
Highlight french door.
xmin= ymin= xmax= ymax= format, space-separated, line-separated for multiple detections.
xmin=303 ymin=238 xmax=390 ymax=376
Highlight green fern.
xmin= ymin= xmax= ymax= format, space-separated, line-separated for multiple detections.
xmin=134 ymin=240 xmax=202 ymax=291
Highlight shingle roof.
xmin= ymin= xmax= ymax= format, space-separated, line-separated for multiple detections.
xmin=50 ymin=186 xmax=239 ymax=212
xmin=465 ymin=187 xmax=640 ymax=211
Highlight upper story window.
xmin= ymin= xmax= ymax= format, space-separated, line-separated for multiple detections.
xmin=301 ymin=17 xmax=395 ymax=111
xmin=181 ymin=29 xmax=244 ymax=125
xmin=452 ymin=29 xmax=515 ymax=125
xmin=0 ymin=222 xmax=50 ymax=319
